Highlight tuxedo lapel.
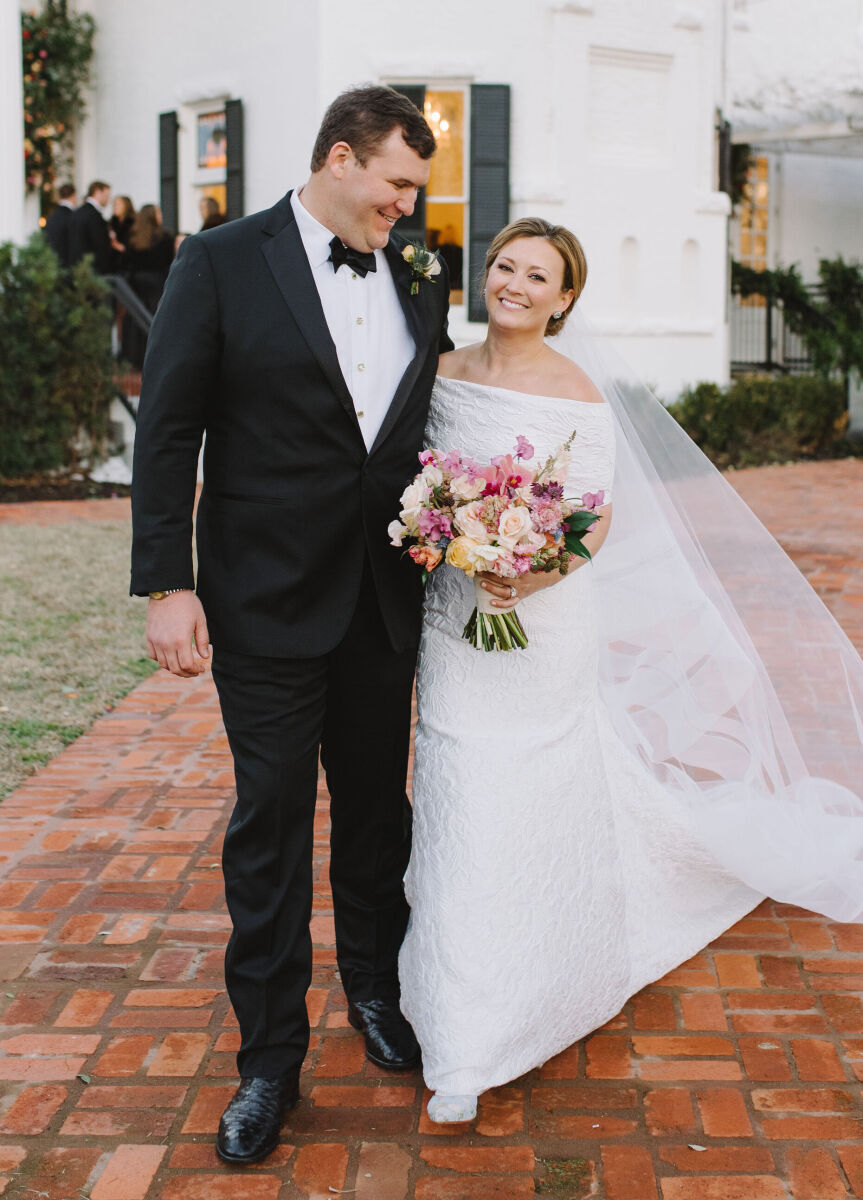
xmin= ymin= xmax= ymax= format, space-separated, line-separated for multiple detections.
xmin=370 ymin=239 xmax=434 ymax=454
xmin=260 ymin=199 xmax=358 ymax=428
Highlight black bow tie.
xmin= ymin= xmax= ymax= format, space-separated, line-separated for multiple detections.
xmin=328 ymin=236 xmax=377 ymax=278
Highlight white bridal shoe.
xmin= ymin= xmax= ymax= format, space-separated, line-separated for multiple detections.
xmin=427 ymin=1092 xmax=478 ymax=1123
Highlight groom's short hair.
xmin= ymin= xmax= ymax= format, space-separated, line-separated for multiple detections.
xmin=310 ymin=85 xmax=436 ymax=171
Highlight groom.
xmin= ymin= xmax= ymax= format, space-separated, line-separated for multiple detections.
xmin=131 ymin=85 xmax=452 ymax=1164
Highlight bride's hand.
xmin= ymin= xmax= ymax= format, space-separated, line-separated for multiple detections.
xmin=478 ymin=569 xmax=567 ymax=610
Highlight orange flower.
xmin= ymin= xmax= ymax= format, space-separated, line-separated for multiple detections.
xmin=409 ymin=544 xmax=443 ymax=572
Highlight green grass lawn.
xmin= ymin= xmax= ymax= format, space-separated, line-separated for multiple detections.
xmin=0 ymin=518 xmax=157 ymax=800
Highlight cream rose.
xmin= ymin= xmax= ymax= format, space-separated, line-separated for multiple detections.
xmin=399 ymin=479 xmax=430 ymax=532
xmin=454 ymin=500 xmax=490 ymax=543
xmin=451 ymin=473 xmax=484 ymax=502
xmin=467 ymin=543 xmax=503 ymax=571
xmin=421 ymin=464 xmax=444 ymax=488
xmin=497 ymin=505 xmax=534 ymax=549
xmin=400 ymin=479 xmax=429 ymax=510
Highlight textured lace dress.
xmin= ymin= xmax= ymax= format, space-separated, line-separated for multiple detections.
xmin=398 ymin=376 xmax=759 ymax=1097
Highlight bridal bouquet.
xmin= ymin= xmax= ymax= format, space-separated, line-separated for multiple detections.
xmin=389 ymin=432 xmax=604 ymax=651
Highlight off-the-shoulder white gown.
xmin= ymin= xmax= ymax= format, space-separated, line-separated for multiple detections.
xmin=399 ymin=376 xmax=758 ymax=1098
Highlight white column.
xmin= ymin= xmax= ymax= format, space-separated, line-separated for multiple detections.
xmin=0 ymin=0 xmax=26 ymax=243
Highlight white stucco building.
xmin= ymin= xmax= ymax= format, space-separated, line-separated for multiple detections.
xmin=729 ymin=0 xmax=863 ymax=278
xmin=3 ymin=0 xmax=861 ymax=400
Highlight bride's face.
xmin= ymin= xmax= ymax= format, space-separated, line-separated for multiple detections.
xmin=485 ymin=238 xmax=574 ymax=335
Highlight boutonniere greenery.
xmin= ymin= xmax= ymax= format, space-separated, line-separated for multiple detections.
xmin=402 ymin=242 xmax=442 ymax=295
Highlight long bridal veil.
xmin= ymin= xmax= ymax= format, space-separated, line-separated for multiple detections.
xmin=557 ymin=309 xmax=863 ymax=922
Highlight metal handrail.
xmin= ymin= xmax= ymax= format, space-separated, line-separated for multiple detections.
xmin=106 ymin=273 xmax=153 ymax=334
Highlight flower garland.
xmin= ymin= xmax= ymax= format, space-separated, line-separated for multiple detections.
xmin=21 ymin=1 xmax=95 ymax=206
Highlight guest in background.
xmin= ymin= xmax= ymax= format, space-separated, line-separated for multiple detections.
xmin=69 ymin=180 xmax=114 ymax=273
xmin=121 ymin=203 xmax=175 ymax=368
xmin=111 ymin=195 xmax=136 ymax=251
xmin=43 ymin=183 xmax=77 ymax=268
xmin=438 ymin=223 xmax=463 ymax=291
xmin=199 ymin=194 xmax=226 ymax=231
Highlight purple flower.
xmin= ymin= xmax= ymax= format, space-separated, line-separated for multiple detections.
xmin=581 ymin=489 xmax=605 ymax=509
xmin=514 ymin=435 xmax=534 ymax=461
xmin=531 ymin=481 xmax=564 ymax=501
xmin=418 ymin=449 xmax=437 ymax=466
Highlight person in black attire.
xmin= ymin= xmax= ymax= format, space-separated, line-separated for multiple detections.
xmin=131 ymin=85 xmax=451 ymax=1166
xmin=438 ymin=223 xmax=464 ymax=291
xmin=110 ymin=195 xmax=136 ymax=252
xmin=69 ymin=180 xmax=114 ymax=274
xmin=43 ymin=183 xmax=77 ymax=267
xmin=121 ymin=204 xmax=174 ymax=368
xmin=199 ymin=194 xmax=227 ymax=231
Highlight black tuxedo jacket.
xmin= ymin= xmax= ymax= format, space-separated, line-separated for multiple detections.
xmin=44 ymin=204 xmax=73 ymax=268
xmin=69 ymin=202 xmax=113 ymax=274
xmin=131 ymin=190 xmax=453 ymax=657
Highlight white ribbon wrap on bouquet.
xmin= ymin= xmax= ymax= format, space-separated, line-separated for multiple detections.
xmin=473 ymin=576 xmax=510 ymax=615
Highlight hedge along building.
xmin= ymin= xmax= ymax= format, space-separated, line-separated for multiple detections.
xmin=42 ymin=0 xmax=734 ymax=401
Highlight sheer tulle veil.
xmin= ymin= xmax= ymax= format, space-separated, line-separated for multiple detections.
xmin=556 ymin=308 xmax=863 ymax=922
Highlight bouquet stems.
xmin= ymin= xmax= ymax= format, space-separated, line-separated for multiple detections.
xmin=462 ymin=577 xmax=529 ymax=651
xmin=462 ymin=606 xmax=529 ymax=651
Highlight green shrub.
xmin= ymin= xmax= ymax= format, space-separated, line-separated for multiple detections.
xmin=667 ymin=374 xmax=849 ymax=469
xmin=0 ymin=234 xmax=116 ymax=481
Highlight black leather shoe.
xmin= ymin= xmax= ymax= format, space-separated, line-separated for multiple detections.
xmin=216 ymin=1074 xmax=300 ymax=1165
xmin=347 ymin=998 xmax=421 ymax=1070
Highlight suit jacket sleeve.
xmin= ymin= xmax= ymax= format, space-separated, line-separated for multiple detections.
xmin=130 ymin=235 xmax=219 ymax=595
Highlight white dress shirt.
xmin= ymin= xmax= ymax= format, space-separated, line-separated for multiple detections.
xmin=290 ymin=188 xmax=416 ymax=451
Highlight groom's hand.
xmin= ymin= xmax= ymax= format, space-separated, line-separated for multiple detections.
xmin=146 ymin=591 xmax=211 ymax=678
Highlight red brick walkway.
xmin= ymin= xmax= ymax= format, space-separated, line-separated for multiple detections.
xmin=1 ymin=461 xmax=862 ymax=1200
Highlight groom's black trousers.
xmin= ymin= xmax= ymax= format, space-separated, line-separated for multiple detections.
xmin=211 ymin=570 xmax=416 ymax=1079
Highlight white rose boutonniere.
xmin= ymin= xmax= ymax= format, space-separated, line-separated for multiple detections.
xmin=401 ymin=242 xmax=442 ymax=296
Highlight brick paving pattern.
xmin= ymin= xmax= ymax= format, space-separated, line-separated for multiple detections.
xmin=1 ymin=458 xmax=862 ymax=1199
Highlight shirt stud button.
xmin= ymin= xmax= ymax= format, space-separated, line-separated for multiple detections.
xmin=357 ymin=363 xmax=365 ymax=371
xmin=357 ymin=410 xmax=365 ymax=418
xmin=351 ymin=272 xmax=357 ymax=280
xmin=356 ymin=317 xmax=364 ymax=325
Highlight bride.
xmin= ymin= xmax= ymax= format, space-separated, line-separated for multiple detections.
xmin=397 ymin=217 xmax=863 ymax=1124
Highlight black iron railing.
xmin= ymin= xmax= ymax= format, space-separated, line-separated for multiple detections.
xmin=730 ymin=285 xmax=823 ymax=376
xmin=107 ymin=274 xmax=153 ymax=422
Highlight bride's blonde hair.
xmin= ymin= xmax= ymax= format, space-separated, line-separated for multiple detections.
xmin=483 ymin=217 xmax=588 ymax=337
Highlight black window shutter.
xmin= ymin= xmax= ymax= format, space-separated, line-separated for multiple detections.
xmin=468 ymin=84 xmax=511 ymax=322
xmin=159 ymin=111 xmax=179 ymax=235
xmin=225 ymin=99 xmax=244 ymax=221
xmin=717 ymin=117 xmax=732 ymax=196
xmin=391 ymin=85 xmax=426 ymax=244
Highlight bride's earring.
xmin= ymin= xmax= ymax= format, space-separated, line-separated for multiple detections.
xmin=552 ymin=311 xmax=563 ymax=320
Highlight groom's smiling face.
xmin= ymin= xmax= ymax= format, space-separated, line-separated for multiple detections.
xmin=329 ymin=127 xmax=431 ymax=253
